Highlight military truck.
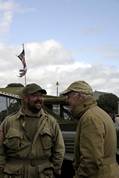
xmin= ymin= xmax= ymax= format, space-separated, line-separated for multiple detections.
xmin=0 ymin=85 xmax=76 ymax=178
xmin=0 ymin=85 xmax=119 ymax=178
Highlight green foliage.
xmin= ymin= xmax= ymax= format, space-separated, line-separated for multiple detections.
xmin=97 ymin=93 xmax=119 ymax=116
xmin=6 ymin=83 xmax=24 ymax=88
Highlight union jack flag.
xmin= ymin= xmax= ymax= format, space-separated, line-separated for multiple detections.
xmin=17 ymin=45 xmax=27 ymax=77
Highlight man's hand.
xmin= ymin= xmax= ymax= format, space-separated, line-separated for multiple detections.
xmin=54 ymin=169 xmax=61 ymax=178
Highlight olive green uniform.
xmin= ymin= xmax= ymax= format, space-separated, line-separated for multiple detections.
xmin=73 ymin=97 xmax=119 ymax=178
xmin=0 ymin=108 xmax=65 ymax=178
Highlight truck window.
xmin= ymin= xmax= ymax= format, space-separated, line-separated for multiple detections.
xmin=0 ymin=95 xmax=20 ymax=123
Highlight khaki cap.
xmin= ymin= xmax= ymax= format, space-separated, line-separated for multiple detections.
xmin=61 ymin=81 xmax=93 ymax=95
xmin=22 ymin=83 xmax=47 ymax=96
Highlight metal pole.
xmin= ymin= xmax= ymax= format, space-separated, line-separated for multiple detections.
xmin=56 ymin=81 xmax=59 ymax=96
xmin=24 ymin=74 xmax=27 ymax=86
xmin=23 ymin=43 xmax=27 ymax=86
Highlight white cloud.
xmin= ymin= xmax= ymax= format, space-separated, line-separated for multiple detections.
xmin=0 ymin=40 xmax=119 ymax=97
xmin=0 ymin=0 xmax=18 ymax=33
xmin=0 ymin=1 xmax=16 ymax=11
xmin=0 ymin=9 xmax=12 ymax=33
xmin=26 ymin=40 xmax=73 ymax=67
xmin=0 ymin=1 xmax=36 ymax=34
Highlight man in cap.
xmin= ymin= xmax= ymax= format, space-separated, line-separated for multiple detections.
xmin=0 ymin=83 xmax=65 ymax=178
xmin=61 ymin=81 xmax=119 ymax=178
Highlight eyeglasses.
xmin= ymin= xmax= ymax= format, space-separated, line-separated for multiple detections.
xmin=66 ymin=92 xmax=80 ymax=99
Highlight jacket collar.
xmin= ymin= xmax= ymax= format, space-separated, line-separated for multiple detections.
xmin=72 ymin=96 xmax=97 ymax=119
xmin=16 ymin=108 xmax=47 ymax=119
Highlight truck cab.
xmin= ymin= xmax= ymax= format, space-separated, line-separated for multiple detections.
xmin=0 ymin=86 xmax=119 ymax=178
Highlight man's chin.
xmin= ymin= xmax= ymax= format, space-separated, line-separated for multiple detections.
xmin=30 ymin=107 xmax=41 ymax=113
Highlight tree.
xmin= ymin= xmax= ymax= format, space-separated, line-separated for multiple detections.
xmin=97 ymin=93 xmax=119 ymax=120
xmin=6 ymin=83 xmax=24 ymax=87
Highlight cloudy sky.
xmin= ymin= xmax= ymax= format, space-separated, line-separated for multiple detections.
xmin=0 ymin=0 xmax=119 ymax=96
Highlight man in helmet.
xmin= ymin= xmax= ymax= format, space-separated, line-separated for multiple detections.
xmin=0 ymin=83 xmax=65 ymax=178
xmin=61 ymin=80 xmax=119 ymax=178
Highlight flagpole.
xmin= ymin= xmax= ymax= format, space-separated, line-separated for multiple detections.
xmin=24 ymin=74 xmax=27 ymax=86
xmin=56 ymin=81 xmax=59 ymax=96
xmin=23 ymin=44 xmax=27 ymax=86
xmin=22 ymin=43 xmax=24 ymax=49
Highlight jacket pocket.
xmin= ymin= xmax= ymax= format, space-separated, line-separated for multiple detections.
xmin=4 ymin=162 xmax=23 ymax=175
xmin=3 ymin=128 xmax=23 ymax=151
xmin=40 ymin=129 xmax=52 ymax=150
